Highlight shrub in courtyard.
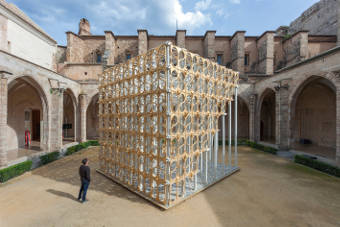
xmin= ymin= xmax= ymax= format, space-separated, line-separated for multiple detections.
xmin=0 ymin=160 xmax=32 ymax=183
xmin=218 ymin=139 xmax=277 ymax=154
xmin=88 ymin=140 xmax=100 ymax=146
xmin=65 ymin=140 xmax=100 ymax=156
xmin=245 ymin=140 xmax=277 ymax=155
xmin=218 ymin=139 xmax=248 ymax=146
xmin=40 ymin=151 xmax=59 ymax=165
xmin=294 ymin=155 xmax=340 ymax=177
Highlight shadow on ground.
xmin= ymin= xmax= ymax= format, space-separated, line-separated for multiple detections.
xmin=30 ymin=146 xmax=340 ymax=226
xmin=46 ymin=189 xmax=78 ymax=202
xmin=32 ymin=147 xmax=149 ymax=207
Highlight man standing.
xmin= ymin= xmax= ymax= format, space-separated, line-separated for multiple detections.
xmin=78 ymin=158 xmax=90 ymax=203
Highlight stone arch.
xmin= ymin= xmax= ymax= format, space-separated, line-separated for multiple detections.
xmin=289 ymin=73 xmax=339 ymax=106
xmin=220 ymin=96 xmax=250 ymax=140
xmin=232 ymin=96 xmax=250 ymax=139
xmin=289 ymin=74 xmax=337 ymax=159
xmin=257 ymin=88 xmax=276 ymax=143
xmin=7 ymin=76 xmax=49 ymax=152
xmin=86 ymin=93 xmax=99 ymax=140
xmin=63 ymin=88 xmax=77 ymax=143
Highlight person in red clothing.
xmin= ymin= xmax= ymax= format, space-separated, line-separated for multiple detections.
xmin=78 ymin=158 xmax=90 ymax=203
xmin=25 ymin=130 xmax=31 ymax=146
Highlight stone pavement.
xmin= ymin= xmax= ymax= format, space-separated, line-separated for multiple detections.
xmin=0 ymin=146 xmax=339 ymax=227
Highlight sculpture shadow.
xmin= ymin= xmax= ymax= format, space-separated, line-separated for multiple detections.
xmin=32 ymin=147 xmax=153 ymax=208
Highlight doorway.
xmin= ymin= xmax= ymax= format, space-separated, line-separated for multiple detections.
xmin=31 ymin=110 xmax=40 ymax=141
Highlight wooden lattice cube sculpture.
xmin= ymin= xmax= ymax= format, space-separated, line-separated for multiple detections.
xmin=98 ymin=42 xmax=240 ymax=209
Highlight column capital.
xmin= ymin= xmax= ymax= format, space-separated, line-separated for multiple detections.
xmin=50 ymin=88 xmax=65 ymax=95
xmin=0 ymin=70 xmax=12 ymax=79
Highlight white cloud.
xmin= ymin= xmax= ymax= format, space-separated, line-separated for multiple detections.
xmin=164 ymin=0 xmax=212 ymax=29
xmin=229 ymin=0 xmax=241 ymax=4
xmin=9 ymin=0 xmax=213 ymax=44
xmin=216 ymin=8 xmax=230 ymax=19
xmin=86 ymin=0 xmax=211 ymax=33
xmin=87 ymin=0 xmax=147 ymax=21
xmin=194 ymin=0 xmax=212 ymax=11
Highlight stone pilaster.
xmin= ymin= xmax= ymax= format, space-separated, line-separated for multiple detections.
xmin=275 ymin=83 xmax=290 ymax=150
xmin=248 ymin=94 xmax=257 ymax=141
xmin=79 ymin=94 xmax=87 ymax=142
xmin=257 ymin=31 xmax=275 ymax=75
xmin=203 ymin=31 xmax=216 ymax=60
xmin=284 ymin=31 xmax=308 ymax=65
xmin=337 ymin=0 xmax=340 ymax=46
xmin=104 ymin=31 xmax=115 ymax=65
xmin=176 ymin=30 xmax=186 ymax=48
xmin=336 ymin=86 xmax=340 ymax=166
xmin=66 ymin=31 xmax=83 ymax=63
xmin=0 ymin=73 xmax=9 ymax=167
xmin=231 ymin=31 xmax=245 ymax=75
xmin=49 ymin=88 xmax=64 ymax=151
xmin=138 ymin=29 xmax=148 ymax=55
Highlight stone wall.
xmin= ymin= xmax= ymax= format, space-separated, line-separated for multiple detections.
xmin=203 ymin=31 xmax=216 ymax=60
xmin=231 ymin=31 xmax=245 ymax=74
xmin=256 ymin=32 xmax=275 ymax=75
xmin=62 ymin=64 xmax=102 ymax=81
xmin=289 ymin=0 xmax=338 ymax=35
xmin=252 ymin=46 xmax=340 ymax=165
xmin=148 ymin=36 xmax=175 ymax=50
xmin=282 ymin=31 xmax=308 ymax=67
xmin=115 ymin=37 xmax=138 ymax=64
xmin=244 ymin=37 xmax=257 ymax=73
xmin=6 ymin=19 xmax=57 ymax=70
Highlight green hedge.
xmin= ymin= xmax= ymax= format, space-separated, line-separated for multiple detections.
xmin=65 ymin=140 xmax=100 ymax=156
xmin=245 ymin=140 xmax=277 ymax=155
xmin=218 ymin=139 xmax=277 ymax=154
xmin=0 ymin=160 xmax=32 ymax=183
xmin=294 ymin=155 xmax=340 ymax=177
xmin=40 ymin=151 xmax=59 ymax=165
xmin=218 ymin=139 xmax=248 ymax=146
xmin=88 ymin=140 xmax=100 ymax=146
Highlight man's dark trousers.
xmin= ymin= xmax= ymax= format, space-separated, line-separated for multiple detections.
xmin=78 ymin=179 xmax=90 ymax=201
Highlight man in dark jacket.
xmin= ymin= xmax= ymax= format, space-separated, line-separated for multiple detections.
xmin=78 ymin=158 xmax=90 ymax=203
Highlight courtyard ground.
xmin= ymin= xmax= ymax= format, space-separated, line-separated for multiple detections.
xmin=0 ymin=146 xmax=339 ymax=227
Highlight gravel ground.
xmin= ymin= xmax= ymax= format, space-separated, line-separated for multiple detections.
xmin=0 ymin=146 xmax=339 ymax=227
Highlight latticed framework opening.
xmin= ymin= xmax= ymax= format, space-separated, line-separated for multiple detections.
xmin=98 ymin=43 xmax=240 ymax=209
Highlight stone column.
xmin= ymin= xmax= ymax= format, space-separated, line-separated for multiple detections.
xmin=49 ymin=88 xmax=64 ymax=151
xmin=138 ymin=29 xmax=148 ymax=55
xmin=203 ymin=30 xmax=216 ymax=60
xmin=79 ymin=94 xmax=87 ymax=142
xmin=0 ymin=73 xmax=9 ymax=167
xmin=275 ymin=83 xmax=290 ymax=150
xmin=248 ymin=94 xmax=257 ymax=142
xmin=336 ymin=86 xmax=340 ymax=167
xmin=257 ymin=31 xmax=275 ymax=75
xmin=104 ymin=31 xmax=115 ymax=65
xmin=231 ymin=31 xmax=245 ymax=75
xmin=176 ymin=30 xmax=186 ymax=48
xmin=337 ymin=0 xmax=340 ymax=46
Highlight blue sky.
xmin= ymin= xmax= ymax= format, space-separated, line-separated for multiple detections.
xmin=9 ymin=0 xmax=319 ymax=45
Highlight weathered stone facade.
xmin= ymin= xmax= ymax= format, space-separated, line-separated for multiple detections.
xmin=0 ymin=0 xmax=340 ymax=168
xmin=289 ymin=0 xmax=338 ymax=36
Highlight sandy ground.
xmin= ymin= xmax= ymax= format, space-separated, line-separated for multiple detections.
xmin=0 ymin=146 xmax=339 ymax=227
